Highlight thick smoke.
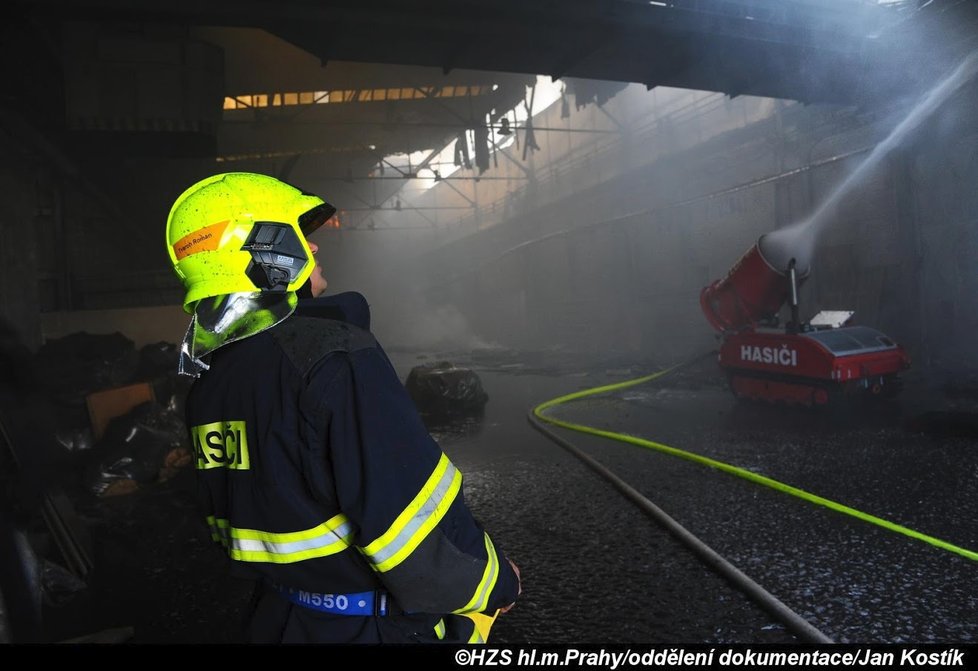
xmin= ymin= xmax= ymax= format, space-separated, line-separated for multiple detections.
xmin=310 ymin=225 xmax=498 ymax=354
xmin=374 ymin=289 xmax=498 ymax=352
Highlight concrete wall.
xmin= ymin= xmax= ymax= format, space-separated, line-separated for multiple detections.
xmin=911 ymin=97 xmax=978 ymax=379
xmin=404 ymin=81 xmax=978 ymax=382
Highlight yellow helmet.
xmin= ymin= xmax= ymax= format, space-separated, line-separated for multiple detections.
xmin=165 ymin=172 xmax=335 ymax=312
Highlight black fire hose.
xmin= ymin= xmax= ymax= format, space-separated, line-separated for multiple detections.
xmin=526 ymin=352 xmax=835 ymax=645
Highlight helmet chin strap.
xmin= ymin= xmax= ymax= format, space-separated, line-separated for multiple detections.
xmin=178 ymin=291 xmax=298 ymax=377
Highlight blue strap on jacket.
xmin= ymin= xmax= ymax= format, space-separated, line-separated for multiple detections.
xmin=273 ymin=584 xmax=390 ymax=616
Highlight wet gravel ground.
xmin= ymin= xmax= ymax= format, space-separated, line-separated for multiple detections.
xmin=396 ymin=354 xmax=797 ymax=645
xmin=36 ymin=346 xmax=978 ymax=645
xmin=427 ymin=348 xmax=978 ymax=645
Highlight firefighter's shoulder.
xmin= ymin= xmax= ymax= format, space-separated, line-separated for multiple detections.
xmin=270 ymin=315 xmax=377 ymax=378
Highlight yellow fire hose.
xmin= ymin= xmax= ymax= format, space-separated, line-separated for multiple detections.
xmin=527 ymin=353 xmax=978 ymax=642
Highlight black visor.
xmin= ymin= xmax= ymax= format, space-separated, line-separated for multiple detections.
xmin=298 ymin=201 xmax=337 ymax=236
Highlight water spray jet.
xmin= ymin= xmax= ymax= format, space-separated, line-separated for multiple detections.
xmin=766 ymin=50 xmax=978 ymax=267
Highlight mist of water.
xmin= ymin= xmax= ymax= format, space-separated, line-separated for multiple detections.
xmin=760 ymin=50 xmax=978 ymax=274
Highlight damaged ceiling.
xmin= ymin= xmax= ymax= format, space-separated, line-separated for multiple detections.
xmin=1 ymin=0 xmax=976 ymax=316
xmin=9 ymin=0 xmax=976 ymax=186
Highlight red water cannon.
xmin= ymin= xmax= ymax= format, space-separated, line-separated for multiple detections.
xmin=699 ymin=235 xmax=809 ymax=333
xmin=699 ymin=234 xmax=909 ymax=407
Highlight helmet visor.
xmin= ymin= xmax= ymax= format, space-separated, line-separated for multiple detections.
xmin=299 ymin=201 xmax=337 ymax=236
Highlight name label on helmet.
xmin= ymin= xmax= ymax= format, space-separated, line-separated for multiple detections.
xmin=173 ymin=220 xmax=230 ymax=261
xmin=191 ymin=420 xmax=251 ymax=470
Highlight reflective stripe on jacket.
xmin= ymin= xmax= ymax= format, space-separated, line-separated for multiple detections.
xmin=184 ymin=292 xmax=518 ymax=642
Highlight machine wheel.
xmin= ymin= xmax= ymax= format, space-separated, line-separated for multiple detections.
xmin=725 ymin=373 xmax=743 ymax=401
xmin=879 ymin=375 xmax=904 ymax=399
xmin=812 ymin=387 xmax=831 ymax=406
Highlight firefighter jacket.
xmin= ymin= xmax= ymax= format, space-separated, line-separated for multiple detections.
xmin=184 ymin=292 xmax=519 ymax=643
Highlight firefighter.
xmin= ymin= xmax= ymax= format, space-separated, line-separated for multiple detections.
xmin=165 ymin=172 xmax=521 ymax=643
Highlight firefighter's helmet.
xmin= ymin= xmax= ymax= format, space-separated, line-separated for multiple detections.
xmin=166 ymin=172 xmax=335 ymax=312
